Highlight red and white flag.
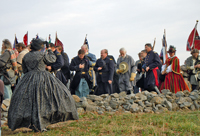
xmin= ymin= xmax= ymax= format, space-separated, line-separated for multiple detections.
xmin=187 ymin=21 xmax=200 ymax=51
xmin=23 ymin=31 xmax=28 ymax=46
xmin=55 ymin=32 xmax=64 ymax=50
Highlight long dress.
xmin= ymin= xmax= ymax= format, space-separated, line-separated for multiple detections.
xmin=159 ymin=56 xmax=190 ymax=93
xmin=8 ymin=49 xmax=79 ymax=131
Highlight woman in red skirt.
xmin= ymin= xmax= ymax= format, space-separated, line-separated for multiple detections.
xmin=159 ymin=45 xmax=190 ymax=93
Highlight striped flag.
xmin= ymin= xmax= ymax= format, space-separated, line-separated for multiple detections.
xmin=187 ymin=20 xmax=200 ymax=51
xmin=83 ymin=34 xmax=89 ymax=49
xmin=55 ymin=32 xmax=64 ymax=50
xmin=13 ymin=34 xmax=18 ymax=50
xmin=36 ymin=33 xmax=39 ymax=39
xmin=48 ymin=34 xmax=51 ymax=44
xmin=160 ymin=29 xmax=168 ymax=63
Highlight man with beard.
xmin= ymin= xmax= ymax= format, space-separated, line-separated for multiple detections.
xmin=81 ymin=44 xmax=96 ymax=92
xmin=70 ymin=49 xmax=90 ymax=97
xmin=0 ymin=39 xmax=18 ymax=99
xmin=185 ymin=49 xmax=200 ymax=91
xmin=16 ymin=43 xmax=29 ymax=77
xmin=94 ymin=49 xmax=114 ymax=95
xmin=142 ymin=43 xmax=162 ymax=94
xmin=116 ymin=48 xmax=137 ymax=94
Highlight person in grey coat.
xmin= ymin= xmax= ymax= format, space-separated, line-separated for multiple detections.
xmin=0 ymin=39 xmax=18 ymax=99
xmin=185 ymin=49 xmax=200 ymax=91
xmin=116 ymin=48 xmax=137 ymax=94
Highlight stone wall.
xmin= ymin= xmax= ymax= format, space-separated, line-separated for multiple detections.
xmin=73 ymin=89 xmax=200 ymax=115
xmin=1 ymin=89 xmax=200 ymax=125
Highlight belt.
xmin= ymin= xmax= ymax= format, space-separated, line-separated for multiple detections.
xmin=98 ymin=72 xmax=108 ymax=75
xmin=81 ymin=72 xmax=86 ymax=74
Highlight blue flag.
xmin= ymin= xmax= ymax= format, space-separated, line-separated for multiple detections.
xmin=84 ymin=35 xmax=89 ymax=49
xmin=13 ymin=35 xmax=18 ymax=50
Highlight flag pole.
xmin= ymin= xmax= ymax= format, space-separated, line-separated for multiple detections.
xmin=152 ymin=38 xmax=156 ymax=50
xmin=164 ymin=29 xmax=167 ymax=58
xmin=162 ymin=38 xmax=165 ymax=63
xmin=27 ymin=31 xmax=28 ymax=46
xmin=191 ymin=20 xmax=199 ymax=49
xmin=55 ymin=31 xmax=57 ymax=46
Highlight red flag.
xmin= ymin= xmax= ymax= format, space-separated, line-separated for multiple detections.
xmin=55 ymin=32 xmax=64 ymax=50
xmin=23 ymin=32 xmax=28 ymax=46
xmin=186 ymin=21 xmax=200 ymax=51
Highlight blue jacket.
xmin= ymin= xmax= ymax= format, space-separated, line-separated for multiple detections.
xmin=94 ymin=56 xmax=114 ymax=83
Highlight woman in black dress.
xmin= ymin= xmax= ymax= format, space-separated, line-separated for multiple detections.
xmin=8 ymin=38 xmax=78 ymax=131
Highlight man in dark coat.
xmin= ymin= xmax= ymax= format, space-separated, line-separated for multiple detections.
xmin=70 ymin=49 xmax=90 ymax=97
xmin=135 ymin=50 xmax=147 ymax=93
xmin=107 ymin=55 xmax=120 ymax=93
xmin=56 ymin=46 xmax=70 ymax=86
xmin=46 ymin=43 xmax=66 ymax=85
xmin=142 ymin=43 xmax=162 ymax=94
xmin=94 ymin=49 xmax=114 ymax=95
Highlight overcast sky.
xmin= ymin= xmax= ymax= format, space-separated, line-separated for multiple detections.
xmin=0 ymin=0 xmax=199 ymax=64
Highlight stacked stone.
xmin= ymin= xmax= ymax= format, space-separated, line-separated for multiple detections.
xmin=73 ymin=89 xmax=200 ymax=115
xmin=1 ymin=99 xmax=10 ymax=125
xmin=1 ymin=90 xmax=200 ymax=124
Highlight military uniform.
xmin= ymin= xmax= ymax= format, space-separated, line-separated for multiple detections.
xmin=85 ymin=52 xmax=96 ymax=66
xmin=85 ymin=52 xmax=97 ymax=90
xmin=49 ymin=50 xmax=67 ymax=85
xmin=108 ymin=55 xmax=120 ymax=93
xmin=143 ymin=50 xmax=162 ymax=91
xmin=134 ymin=59 xmax=142 ymax=93
xmin=117 ymin=55 xmax=137 ymax=93
xmin=94 ymin=56 xmax=114 ymax=95
xmin=185 ymin=55 xmax=200 ymax=90
xmin=61 ymin=52 xmax=70 ymax=81
xmin=69 ymin=56 xmax=90 ymax=97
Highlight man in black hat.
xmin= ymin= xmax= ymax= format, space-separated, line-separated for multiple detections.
xmin=142 ymin=43 xmax=162 ymax=94
xmin=94 ymin=49 xmax=114 ymax=95
xmin=185 ymin=49 xmax=200 ymax=91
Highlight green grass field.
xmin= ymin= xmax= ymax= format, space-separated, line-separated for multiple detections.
xmin=3 ymin=110 xmax=200 ymax=136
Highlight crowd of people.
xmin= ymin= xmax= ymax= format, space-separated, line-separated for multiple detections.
xmin=0 ymin=37 xmax=199 ymax=133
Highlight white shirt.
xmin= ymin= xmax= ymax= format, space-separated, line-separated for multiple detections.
xmin=161 ymin=55 xmax=176 ymax=73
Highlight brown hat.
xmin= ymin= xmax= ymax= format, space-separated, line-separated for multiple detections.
xmin=167 ymin=45 xmax=176 ymax=53
xmin=119 ymin=62 xmax=129 ymax=74
xmin=191 ymin=49 xmax=199 ymax=54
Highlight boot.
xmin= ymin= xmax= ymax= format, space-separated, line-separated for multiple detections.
xmin=126 ymin=90 xmax=132 ymax=95
xmin=154 ymin=86 xmax=161 ymax=94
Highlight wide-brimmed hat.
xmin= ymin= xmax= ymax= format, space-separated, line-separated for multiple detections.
xmin=167 ymin=45 xmax=176 ymax=53
xmin=119 ymin=62 xmax=129 ymax=74
xmin=191 ymin=49 xmax=199 ymax=54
